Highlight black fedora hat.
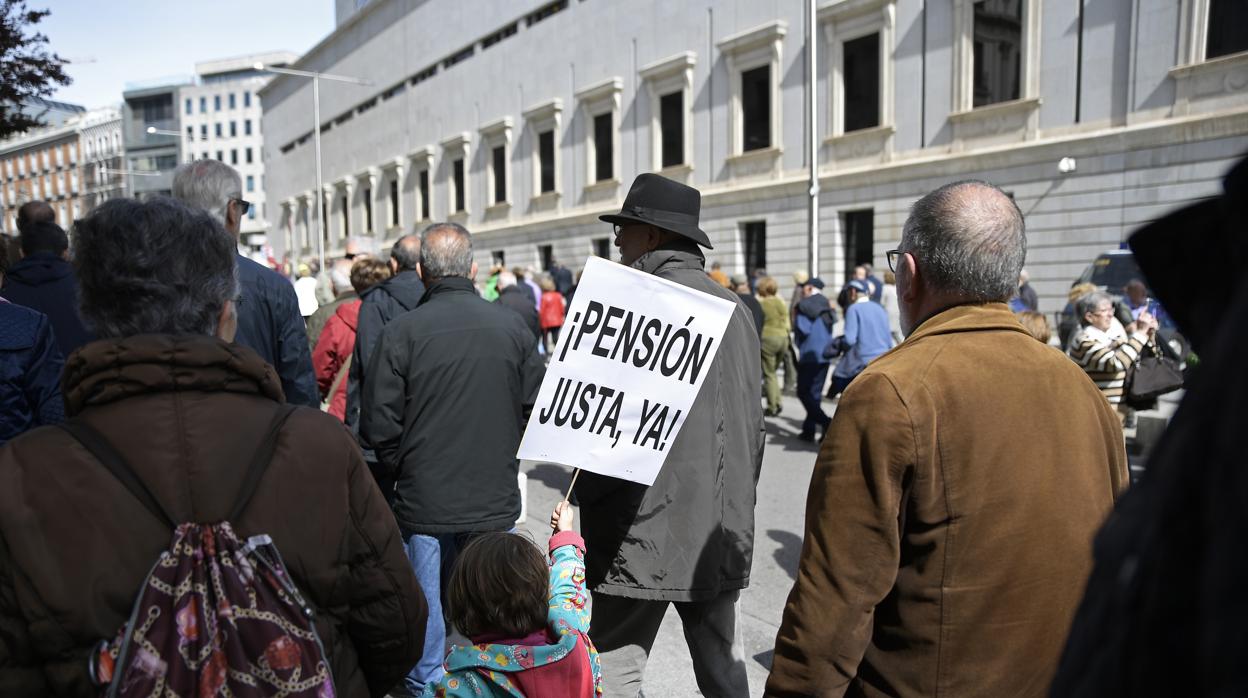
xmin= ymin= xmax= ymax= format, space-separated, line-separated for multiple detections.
xmin=600 ymin=173 xmax=712 ymax=248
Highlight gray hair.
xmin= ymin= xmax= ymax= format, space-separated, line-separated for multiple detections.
xmin=390 ymin=234 xmax=421 ymax=272
xmin=73 ymin=196 xmax=238 ymax=338
xmin=496 ymin=270 xmax=517 ymax=290
xmin=1076 ymin=291 xmax=1111 ymax=326
xmin=330 ymin=257 xmax=354 ymax=294
xmin=171 ymin=159 xmax=241 ymax=225
xmin=420 ymin=222 xmax=473 ymax=280
xmin=900 ymin=180 xmax=1026 ymax=302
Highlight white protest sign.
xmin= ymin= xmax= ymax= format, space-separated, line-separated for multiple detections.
xmin=517 ymin=255 xmax=737 ymax=486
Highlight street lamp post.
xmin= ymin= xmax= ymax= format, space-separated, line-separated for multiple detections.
xmin=253 ymin=62 xmax=371 ymax=276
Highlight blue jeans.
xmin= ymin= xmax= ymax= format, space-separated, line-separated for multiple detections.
xmin=796 ymin=362 xmax=831 ymax=437
xmin=401 ymin=529 xmax=511 ymax=695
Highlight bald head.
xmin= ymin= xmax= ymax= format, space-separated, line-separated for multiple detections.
xmin=419 ymin=223 xmax=474 ymax=281
xmin=390 ymin=234 xmax=421 ymax=272
xmin=17 ymin=201 xmax=54 ymax=233
xmin=900 ymin=180 xmax=1025 ymax=302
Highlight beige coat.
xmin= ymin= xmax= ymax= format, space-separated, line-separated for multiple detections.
xmin=766 ymin=303 xmax=1129 ymax=698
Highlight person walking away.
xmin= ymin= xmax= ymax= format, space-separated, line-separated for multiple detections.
xmin=539 ymin=274 xmax=566 ymax=352
xmin=1 ymin=216 xmax=94 ymax=356
xmin=766 ymin=180 xmax=1128 ymax=697
xmin=758 ymin=276 xmax=790 ymax=417
xmin=497 ymin=269 xmax=543 ymax=343
xmin=294 ymin=261 xmax=321 ymax=317
xmin=575 ymin=173 xmax=764 ymax=698
xmin=313 ymin=258 xmax=391 ymax=421
xmin=880 ymin=269 xmax=903 ymax=344
xmin=0 ymin=196 xmax=426 ymax=696
xmin=420 ymin=501 xmax=601 ymax=697
xmin=172 ymin=160 xmax=319 ymax=407
xmin=708 ymin=260 xmax=731 ymax=288
xmin=793 ymin=277 xmax=835 ymax=442
xmin=784 ymin=270 xmax=807 ymax=392
xmin=0 ymin=240 xmax=64 ymax=446
xmin=306 ymin=257 xmax=357 ymax=352
xmin=731 ymin=274 xmax=765 ymax=338
xmin=360 ymin=223 xmax=546 ymax=696
xmin=1018 ymin=269 xmax=1039 ymax=311
xmin=863 ymin=263 xmax=884 ymax=303
xmin=827 ymin=279 xmax=894 ymax=399
xmin=549 ymin=258 xmax=575 ymax=300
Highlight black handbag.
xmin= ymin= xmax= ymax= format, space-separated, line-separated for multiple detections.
xmin=1125 ymin=341 xmax=1184 ymax=407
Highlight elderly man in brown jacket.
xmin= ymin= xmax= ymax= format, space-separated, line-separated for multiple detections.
xmin=765 ymin=181 xmax=1128 ymax=698
xmin=0 ymin=197 xmax=426 ymax=697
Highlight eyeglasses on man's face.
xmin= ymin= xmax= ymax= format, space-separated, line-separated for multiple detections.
xmin=886 ymin=249 xmax=903 ymax=273
xmin=231 ymin=198 xmax=252 ymax=215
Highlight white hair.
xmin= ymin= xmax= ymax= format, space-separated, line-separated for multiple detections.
xmin=171 ymin=160 xmax=241 ymax=225
xmin=497 ymin=270 xmax=517 ymax=290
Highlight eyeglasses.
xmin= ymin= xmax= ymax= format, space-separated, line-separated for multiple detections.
xmin=612 ymin=223 xmax=623 ymax=236
xmin=231 ymin=198 xmax=252 ymax=215
xmin=886 ymin=249 xmax=903 ymax=273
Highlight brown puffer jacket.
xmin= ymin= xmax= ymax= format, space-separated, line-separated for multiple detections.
xmin=0 ymin=334 xmax=426 ymax=697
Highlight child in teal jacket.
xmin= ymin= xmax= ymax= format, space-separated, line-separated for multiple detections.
xmin=422 ymin=502 xmax=602 ymax=697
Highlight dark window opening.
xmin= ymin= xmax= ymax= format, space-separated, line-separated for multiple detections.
xmin=356 ymin=97 xmax=378 ymax=115
xmin=843 ymin=32 xmax=881 ymax=132
xmin=843 ymin=209 xmax=875 ymax=280
xmin=419 ymin=170 xmax=430 ymax=219
xmin=341 ymin=195 xmax=349 ymax=237
xmin=410 ymin=65 xmax=438 ymax=85
xmin=363 ymin=188 xmax=373 ymax=232
xmin=593 ymin=237 xmax=610 ymax=259
xmin=443 ymin=45 xmax=474 ymax=70
xmin=492 ymin=250 xmax=506 ymax=267
xmin=382 ymin=82 xmax=406 ymax=100
xmin=492 ymin=145 xmax=507 ymax=204
xmin=526 ymin=0 xmax=568 ymax=27
xmin=743 ymin=221 xmax=766 ymax=276
xmin=481 ymin=22 xmax=518 ymax=50
xmin=453 ymin=159 xmax=465 ymax=212
xmin=539 ymin=130 xmax=556 ymax=193
xmin=1207 ymin=0 xmax=1248 ymax=59
xmin=659 ymin=91 xmax=684 ymax=168
xmin=741 ymin=66 xmax=771 ymax=151
xmin=972 ymin=0 xmax=1022 ymax=108
xmin=390 ymin=179 xmax=399 ymax=227
xmin=593 ymin=113 xmax=613 ymax=182
xmin=539 ymin=244 xmax=554 ymax=271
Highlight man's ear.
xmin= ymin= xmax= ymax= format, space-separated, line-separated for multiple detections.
xmin=470 ymin=261 xmax=478 ymax=280
xmin=225 ymin=200 xmax=239 ymax=230
xmin=216 ymin=299 xmax=238 ymax=342
xmin=898 ymin=252 xmax=921 ymax=303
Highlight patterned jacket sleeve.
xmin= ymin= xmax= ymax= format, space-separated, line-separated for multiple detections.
xmin=23 ymin=314 xmax=65 ymax=427
xmin=547 ymin=531 xmax=591 ymax=635
xmin=1070 ymin=331 xmax=1148 ymax=374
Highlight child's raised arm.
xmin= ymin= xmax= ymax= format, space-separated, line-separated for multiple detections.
xmin=547 ymin=502 xmax=590 ymax=635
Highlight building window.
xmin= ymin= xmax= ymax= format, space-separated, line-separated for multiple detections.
xmin=245 ymin=119 xmax=252 ymax=136
xmin=492 ymin=145 xmax=506 ymax=203
xmin=452 ymin=159 xmax=465 ymax=213
xmin=363 ymin=188 xmax=373 ymax=232
xmin=246 ymin=175 xmax=255 ymax=192
xmin=842 ymin=209 xmax=874 ymax=279
xmin=215 ymin=150 xmax=223 ymax=161
xmin=972 ymin=0 xmax=1022 ymax=107
xmin=659 ymin=92 xmax=684 ymax=168
xmin=593 ymin=113 xmax=613 ymax=182
xmin=215 ymin=123 xmax=223 ymax=138
xmin=741 ymin=66 xmax=771 ymax=151
xmin=843 ymin=33 xmax=880 ymax=131
xmin=245 ymin=147 xmax=253 ymax=164
xmin=201 ymin=152 xmax=208 ymax=160
xmin=230 ymin=149 xmax=238 ymax=165
xmin=718 ymin=21 xmax=786 ymax=158
xmin=341 ymin=195 xmax=349 ymax=237
xmin=641 ymin=52 xmax=696 ymax=172
xmin=742 ymin=221 xmax=766 ymax=276
xmin=200 ymin=124 xmax=208 ymax=139
xmin=214 ymin=95 xmax=221 ymax=111
xmin=524 ymin=99 xmax=562 ymax=199
xmin=389 ymin=178 xmax=400 ymax=227
xmin=244 ymin=92 xmax=251 ymax=108
xmin=230 ymin=121 xmax=237 ymax=137
xmin=538 ymin=131 xmax=556 ymax=193
xmin=1207 ymin=0 xmax=1248 ymax=58
xmin=248 ymin=206 xmax=255 ymax=220
xmin=184 ymin=98 xmax=192 ymax=115
xmin=538 ymin=244 xmax=554 ymax=271
xmin=186 ymin=125 xmax=193 ymax=140
xmin=492 ymin=250 xmax=506 ymax=267
xmin=592 ymin=237 xmax=610 ymax=258
xmin=200 ymin=97 xmax=206 ymax=113
xmin=419 ymin=169 xmax=430 ymax=219
xmin=229 ymin=93 xmax=236 ymax=109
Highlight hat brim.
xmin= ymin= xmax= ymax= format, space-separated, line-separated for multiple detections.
xmin=599 ymin=212 xmax=713 ymax=249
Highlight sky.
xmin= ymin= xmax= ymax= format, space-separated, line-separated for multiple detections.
xmin=34 ymin=0 xmax=335 ymax=110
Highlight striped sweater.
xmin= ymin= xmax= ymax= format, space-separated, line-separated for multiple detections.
xmin=1068 ymin=325 xmax=1150 ymax=404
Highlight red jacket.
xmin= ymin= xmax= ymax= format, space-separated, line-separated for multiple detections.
xmin=540 ymin=290 xmax=565 ymax=330
xmin=312 ymin=299 xmax=361 ymax=420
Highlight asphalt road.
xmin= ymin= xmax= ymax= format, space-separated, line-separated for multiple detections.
xmin=518 ymin=390 xmax=823 ymax=697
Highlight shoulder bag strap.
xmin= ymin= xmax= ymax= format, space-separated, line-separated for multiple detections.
xmin=227 ymin=404 xmax=298 ymax=521
xmin=325 ymin=354 xmax=352 ymax=409
xmin=59 ymin=421 xmax=177 ymax=529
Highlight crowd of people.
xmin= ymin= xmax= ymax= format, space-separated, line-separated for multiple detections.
xmin=0 ymin=150 xmax=1238 ymax=698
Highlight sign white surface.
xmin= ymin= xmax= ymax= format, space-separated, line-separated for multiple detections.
xmin=517 ymin=256 xmax=736 ymax=486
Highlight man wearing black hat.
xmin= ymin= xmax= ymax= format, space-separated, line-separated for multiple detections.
xmin=572 ymin=173 xmax=764 ymax=697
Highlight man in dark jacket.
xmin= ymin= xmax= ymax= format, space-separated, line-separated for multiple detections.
xmin=0 ymin=240 xmax=64 ymax=446
xmin=360 ymin=222 xmax=544 ymax=696
xmin=172 ymin=160 xmax=318 ymax=407
xmin=345 ymin=234 xmax=425 ymax=434
xmin=550 ymin=258 xmax=574 ymax=298
xmin=0 ymin=196 xmax=425 ymax=697
xmin=1 ymin=218 xmax=94 ymax=357
xmin=495 ymin=269 xmax=542 ymax=342
xmin=576 ymin=174 xmax=765 ymax=698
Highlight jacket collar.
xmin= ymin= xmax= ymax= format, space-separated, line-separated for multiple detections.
xmin=631 ymin=241 xmax=706 ymax=276
xmin=443 ymin=630 xmax=578 ymax=673
xmin=62 ymin=334 xmax=284 ymax=415
xmin=419 ymin=275 xmax=477 ymax=305
xmin=904 ymin=302 xmax=1032 ymax=344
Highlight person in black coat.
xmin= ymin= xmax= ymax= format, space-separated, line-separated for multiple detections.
xmin=549 ymin=259 xmax=574 ymax=299
xmin=1 ymin=219 xmax=94 ymax=357
xmin=0 ymin=239 xmax=64 ymax=446
xmin=359 ymin=222 xmax=545 ymax=694
xmin=1051 ymin=154 xmax=1248 ymax=698
xmin=494 ymin=269 xmax=542 ymax=342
